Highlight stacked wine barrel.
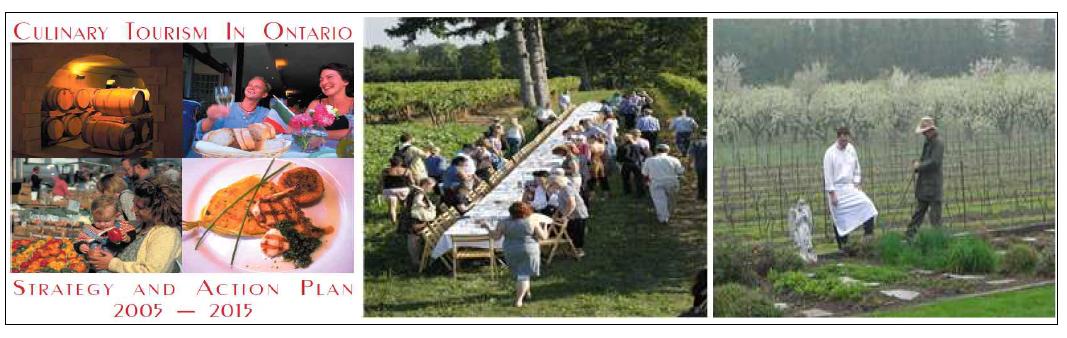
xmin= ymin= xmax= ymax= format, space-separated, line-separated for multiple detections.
xmin=41 ymin=86 xmax=151 ymax=152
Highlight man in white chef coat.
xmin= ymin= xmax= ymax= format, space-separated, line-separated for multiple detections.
xmin=823 ymin=127 xmax=878 ymax=250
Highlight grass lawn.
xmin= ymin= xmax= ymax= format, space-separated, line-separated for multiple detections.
xmin=363 ymin=89 xmax=706 ymax=317
xmin=870 ymin=284 xmax=1055 ymax=317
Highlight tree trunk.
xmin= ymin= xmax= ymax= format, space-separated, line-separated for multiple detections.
xmin=525 ymin=18 xmax=551 ymax=108
xmin=509 ymin=19 xmax=536 ymax=109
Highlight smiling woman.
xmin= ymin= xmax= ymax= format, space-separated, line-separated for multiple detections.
xmin=182 ymin=43 xmax=354 ymax=158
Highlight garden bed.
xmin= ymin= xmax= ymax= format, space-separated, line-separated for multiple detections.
xmin=714 ymin=225 xmax=1055 ymax=317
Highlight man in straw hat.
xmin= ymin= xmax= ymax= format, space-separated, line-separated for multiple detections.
xmin=823 ymin=127 xmax=878 ymax=250
xmin=906 ymin=116 xmax=945 ymax=240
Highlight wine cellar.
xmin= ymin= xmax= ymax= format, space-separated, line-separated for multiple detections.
xmin=11 ymin=44 xmax=183 ymax=158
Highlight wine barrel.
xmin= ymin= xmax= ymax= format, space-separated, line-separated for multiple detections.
xmin=134 ymin=118 xmax=153 ymax=144
xmin=92 ymin=89 xmax=145 ymax=117
xmin=62 ymin=113 xmax=83 ymax=137
xmin=55 ymin=88 xmax=75 ymax=112
xmin=87 ymin=120 xmax=136 ymax=151
xmin=80 ymin=111 xmax=101 ymax=143
xmin=137 ymin=89 xmax=150 ymax=114
xmin=42 ymin=87 xmax=75 ymax=111
xmin=42 ymin=116 xmax=65 ymax=142
xmin=74 ymin=88 xmax=97 ymax=110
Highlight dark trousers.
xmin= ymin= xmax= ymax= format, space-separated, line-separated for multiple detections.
xmin=620 ymin=163 xmax=645 ymax=196
xmin=696 ymin=169 xmax=707 ymax=200
xmin=506 ymin=138 xmax=522 ymax=158
xmin=641 ymin=131 xmax=659 ymax=148
xmin=587 ymin=176 xmax=610 ymax=192
xmin=567 ymin=218 xmax=587 ymax=249
xmin=623 ymin=114 xmax=636 ymax=130
xmin=675 ymin=132 xmax=692 ymax=154
xmin=835 ymin=217 xmax=875 ymax=250
xmin=906 ymin=200 xmax=942 ymax=239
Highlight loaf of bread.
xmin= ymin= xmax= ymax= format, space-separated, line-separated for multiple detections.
xmin=203 ymin=128 xmax=235 ymax=147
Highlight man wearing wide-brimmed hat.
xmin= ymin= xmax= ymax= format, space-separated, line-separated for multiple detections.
xmin=907 ymin=116 xmax=945 ymax=240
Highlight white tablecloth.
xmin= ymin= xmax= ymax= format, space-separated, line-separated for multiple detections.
xmin=431 ymin=102 xmax=603 ymax=258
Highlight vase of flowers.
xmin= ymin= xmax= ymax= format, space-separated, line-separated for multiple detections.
xmin=290 ymin=104 xmax=338 ymax=153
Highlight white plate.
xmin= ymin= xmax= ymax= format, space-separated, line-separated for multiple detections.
xmin=182 ymin=159 xmax=351 ymax=272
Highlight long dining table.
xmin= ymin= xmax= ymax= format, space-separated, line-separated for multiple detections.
xmin=431 ymin=101 xmax=603 ymax=258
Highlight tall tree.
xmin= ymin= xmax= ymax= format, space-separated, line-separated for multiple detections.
xmin=525 ymin=18 xmax=551 ymax=107
xmin=509 ymin=19 xmax=536 ymax=108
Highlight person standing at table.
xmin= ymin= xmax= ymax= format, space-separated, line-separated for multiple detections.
xmin=505 ymin=118 xmax=526 ymax=159
xmin=587 ymin=134 xmax=610 ymax=201
xmin=399 ymin=177 xmax=437 ymax=268
xmin=535 ymin=103 xmax=557 ymax=133
xmin=559 ymin=90 xmax=572 ymax=112
xmin=51 ymin=175 xmax=70 ymax=202
xmin=549 ymin=175 xmax=589 ymax=258
xmin=381 ymin=157 xmax=414 ymax=226
xmin=553 ymin=145 xmax=583 ymax=193
xmin=601 ymin=112 xmax=620 ymax=159
xmin=481 ymin=202 xmax=549 ymax=308
xmin=29 ymin=167 xmax=42 ymax=202
xmin=642 ymin=144 xmax=685 ymax=224
xmin=395 ymin=133 xmax=429 ymax=182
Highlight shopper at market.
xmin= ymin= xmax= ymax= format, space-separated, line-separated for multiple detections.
xmin=51 ymin=175 xmax=69 ymax=201
xmin=97 ymin=173 xmax=137 ymax=222
xmin=74 ymin=196 xmax=138 ymax=265
xmin=88 ymin=177 xmax=181 ymax=273
xmin=131 ymin=159 xmax=155 ymax=183
xmin=29 ymin=167 xmax=42 ymax=202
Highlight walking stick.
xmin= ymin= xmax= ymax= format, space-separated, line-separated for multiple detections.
xmin=891 ymin=170 xmax=917 ymax=233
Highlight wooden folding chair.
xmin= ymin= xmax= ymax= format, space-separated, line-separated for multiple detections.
xmin=416 ymin=223 xmax=446 ymax=273
xmin=539 ymin=218 xmax=578 ymax=264
xmin=449 ymin=233 xmax=496 ymax=279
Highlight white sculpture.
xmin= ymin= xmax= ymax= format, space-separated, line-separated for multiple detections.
xmin=788 ymin=199 xmax=818 ymax=264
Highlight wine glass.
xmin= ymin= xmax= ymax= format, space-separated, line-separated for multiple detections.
xmin=214 ymin=85 xmax=234 ymax=107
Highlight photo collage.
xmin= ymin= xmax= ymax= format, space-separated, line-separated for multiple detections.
xmin=5 ymin=14 xmax=1057 ymax=322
